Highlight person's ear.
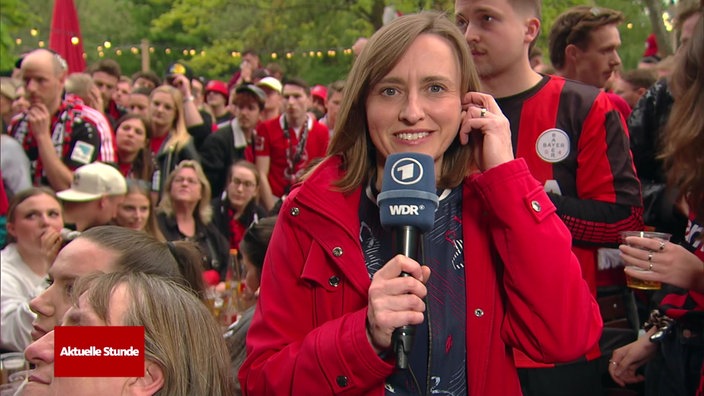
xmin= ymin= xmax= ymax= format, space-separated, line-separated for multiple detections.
xmin=565 ymin=44 xmax=579 ymax=64
xmin=525 ymin=17 xmax=541 ymax=44
xmin=126 ymin=360 xmax=164 ymax=395
xmin=6 ymin=221 xmax=16 ymax=239
xmin=98 ymin=195 xmax=109 ymax=210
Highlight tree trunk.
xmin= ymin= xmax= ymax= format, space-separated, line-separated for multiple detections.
xmin=641 ymin=0 xmax=673 ymax=56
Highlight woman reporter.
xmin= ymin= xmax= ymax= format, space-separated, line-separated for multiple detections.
xmin=239 ymin=11 xmax=601 ymax=395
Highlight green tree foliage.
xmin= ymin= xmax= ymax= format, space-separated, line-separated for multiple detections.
xmin=2 ymin=0 xmax=680 ymax=82
xmin=0 ymin=0 xmax=33 ymax=72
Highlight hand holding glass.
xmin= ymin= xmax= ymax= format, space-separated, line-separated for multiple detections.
xmin=620 ymin=231 xmax=671 ymax=290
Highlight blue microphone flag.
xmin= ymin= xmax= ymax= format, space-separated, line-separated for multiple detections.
xmin=378 ymin=152 xmax=438 ymax=232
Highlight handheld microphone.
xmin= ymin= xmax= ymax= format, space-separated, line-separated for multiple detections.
xmin=377 ymin=152 xmax=438 ymax=369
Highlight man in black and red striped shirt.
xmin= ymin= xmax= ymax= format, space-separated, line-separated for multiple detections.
xmin=455 ymin=0 xmax=643 ymax=395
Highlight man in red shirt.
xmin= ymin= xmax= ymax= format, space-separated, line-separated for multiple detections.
xmin=254 ymin=77 xmax=329 ymax=211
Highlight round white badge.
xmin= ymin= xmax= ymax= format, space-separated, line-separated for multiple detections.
xmin=535 ymin=128 xmax=570 ymax=163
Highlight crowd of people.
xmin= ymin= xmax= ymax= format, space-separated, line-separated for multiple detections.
xmin=0 ymin=1 xmax=702 ymax=395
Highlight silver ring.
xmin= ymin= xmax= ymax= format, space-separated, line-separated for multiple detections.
xmin=659 ymin=240 xmax=666 ymax=251
xmin=648 ymin=251 xmax=653 ymax=262
xmin=480 ymin=107 xmax=487 ymax=117
xmin=609 ymin=360 xmax=617 ymax=366
xmin=649 ymin=262 xmax=654 ymax=271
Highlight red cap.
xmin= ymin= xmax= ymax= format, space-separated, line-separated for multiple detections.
xmin=311 ymin=84 xmax=327 ymax=103
xmin=202 ymin=269 xmax=221 ymax=286
xmin=205 ymin=80 xmax=228 ymax=98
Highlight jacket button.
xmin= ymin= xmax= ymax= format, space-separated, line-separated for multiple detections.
xmin=474 ymin=309 xmax=484 ymax=317
xmin=332 ymin=247 xmax=343 ymax=257
xmin=290 ymin=207 xmax=300 ymax=216
xmin=329 ymin=275 xmax=340 ymax=287
xmin=530 ymin=201 xmax=541 ymax=212
xmin=336 ymin=375 xmax=348 ymax=387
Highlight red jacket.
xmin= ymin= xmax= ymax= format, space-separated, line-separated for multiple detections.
xmin=240 ymin=156 xmax=602 ymax=395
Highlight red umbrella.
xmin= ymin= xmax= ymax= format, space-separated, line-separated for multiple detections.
xmin=49 ymin=0 xmax=86 ymax=73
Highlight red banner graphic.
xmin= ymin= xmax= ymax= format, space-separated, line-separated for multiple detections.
xmin=54 ymin=326 xmax=144 ymax=377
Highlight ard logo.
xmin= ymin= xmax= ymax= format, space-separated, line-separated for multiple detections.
xmin=390 ymin=157 xmax=423 ymax=185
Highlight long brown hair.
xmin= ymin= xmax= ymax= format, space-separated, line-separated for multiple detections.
xmin=115 ymin=114 xmax=154 ymax=182
xmin=326 ymin=11 xmax=480 ymax=192
xmin=659 ymin=14 xmax=704 ymax=218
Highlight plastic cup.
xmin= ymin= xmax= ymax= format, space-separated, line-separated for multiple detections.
xmin=620 ymin=231 xmax=671 ymax=290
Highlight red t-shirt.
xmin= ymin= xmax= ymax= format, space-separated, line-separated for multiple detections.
xmin=150 ymin=133 xmax=168 ymax=156
xmin=254 ymin=116 xmax=329 ymax=197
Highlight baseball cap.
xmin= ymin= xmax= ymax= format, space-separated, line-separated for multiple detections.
xmin=205 ymin=80 xmax=229 ymax=98
xmin=57 ymin=162 xmax=127 ymax=202
xmin=235 ymin=84 xmax=267 ymax=106
xmin=311 ymin=85 xmax=328 ymax=102
xmin=256 ymin=77 xmax=282 ymax=94
xmin=165 ymin=62 xmax=194 ymax=81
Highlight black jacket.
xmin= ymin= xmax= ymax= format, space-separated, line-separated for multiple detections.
xmin=156 ymin=212 xmax=230 ymax=281
xmin=211 ymin=196 xmax=268 ymax=248
xmin=199 ymin=123 xmax=249 ymax=198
